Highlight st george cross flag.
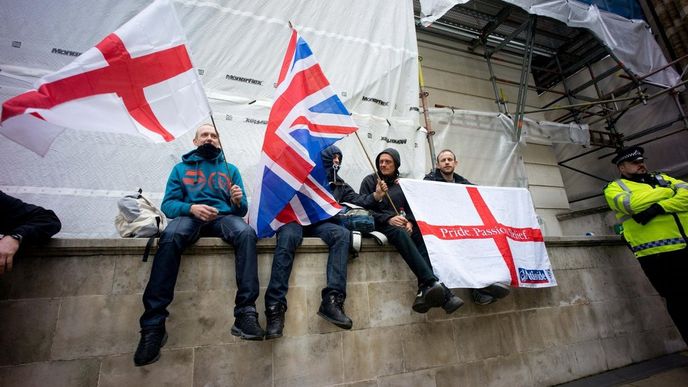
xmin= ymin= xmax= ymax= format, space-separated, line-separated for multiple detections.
xmin=399 ymin=179 xmax=557 ymax=288
xmin=0 ymin=0 xmax=210 ymax=156
xmin=249 ymin=29 xmax=358 ymax=238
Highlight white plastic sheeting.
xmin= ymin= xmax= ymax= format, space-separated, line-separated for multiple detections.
xmin=1 ymin=0 xmax=420 ymax=118
xmin=428 ymin=108 xmax=587 ymax=187
xmin=0 ymin=0 xmax=420 ymax=237
xmin=1 ymin=1 xmax=588 ymax=237
xmin=419 ymin=0 xmax=681 ymax=88
xmin=522 ymin=119 xmax=590 ymax=145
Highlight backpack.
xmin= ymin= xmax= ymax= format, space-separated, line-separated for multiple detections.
xmin=334 ymin=203 xmax=387 ymax=257
xmin=335 ymin=204 xmax=375 ymax=233
xmin=114 ymin=189 xmax=167 ymax=261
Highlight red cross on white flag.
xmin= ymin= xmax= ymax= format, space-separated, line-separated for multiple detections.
xmin=0 ymin=0 xmax=210 ymax=156
xmin=399 ymin=179 xmax=557 ymax=289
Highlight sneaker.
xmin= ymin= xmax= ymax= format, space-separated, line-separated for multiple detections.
xmin=471 ymin=288 xmax=496 ymax=305
xmin=412 ymin=281 xmax=445 ymax=313
xmin=133 ymin=326 xmax=168 ymax=366
xmin=318 ymin=292 xmax=353 ymax=329
xmin=440 ymin=283 xmax=464 ymax=314
xmin=482 ymin=283 xmax=511 ymax=299
xmin=231 ymin=310 xmax=265 ymax=340
xmin=265 ymin=303 xmax=286 ymax=340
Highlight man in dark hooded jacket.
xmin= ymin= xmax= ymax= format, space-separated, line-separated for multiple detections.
xmin=360 ymin=148 xmax=464 ymax=314
xmin=321 ymin=145 xmax=387 ymax=206
xmin=263 ymin=145 xmax=388 ymax=339
xmin=424 ymin=149 xmax=511 ymax=305
xmin=134 ymin=124 xmax=262 ymax=366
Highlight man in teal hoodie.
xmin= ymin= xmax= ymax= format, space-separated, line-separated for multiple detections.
xmin=134 ymin=124 xmax=262 ymax=367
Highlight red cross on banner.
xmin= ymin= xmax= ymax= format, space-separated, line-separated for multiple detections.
xmin=0 ymin=0 xmax=210 ymax=156
xmin=417 ymin=186 xmax=545 ymax=286
xmin=399 ymin=179 xmax=556 ymax=289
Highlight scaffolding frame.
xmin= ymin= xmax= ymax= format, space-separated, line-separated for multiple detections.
xmin=415 ymin=0 xmax=688 ymax=205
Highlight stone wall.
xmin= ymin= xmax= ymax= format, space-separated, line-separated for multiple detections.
xmin=0 ymin=237 xmax=685 ymax=387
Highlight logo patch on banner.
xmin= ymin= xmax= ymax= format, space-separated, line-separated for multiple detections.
xmin=518 ymin=268 xmax=550 ymax=284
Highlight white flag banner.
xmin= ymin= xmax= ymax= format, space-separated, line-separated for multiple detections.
xmin=399 ymin=179 xmax=557 ymax=289
xmin=0 ymin=0 xmax=210 ymax=156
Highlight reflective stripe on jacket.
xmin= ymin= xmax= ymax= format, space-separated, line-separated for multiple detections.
xmin=603 ymin=173 xmax=688 ymax=257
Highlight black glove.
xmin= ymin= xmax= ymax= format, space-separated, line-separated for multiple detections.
xmin=632 ymin=203 xmax=666 ymax=225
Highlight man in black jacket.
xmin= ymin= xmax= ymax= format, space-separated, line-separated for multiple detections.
xmin=0 ymin=191 xmax=61 ymax=274
xmin=360 ymin=148 xmax=464 ymax=314
xmin=424 ymin=149 xmax=511 ymax=305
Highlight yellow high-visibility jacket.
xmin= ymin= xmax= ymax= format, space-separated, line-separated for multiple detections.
xmin=604 ymin=173 xmax=688 ymax=257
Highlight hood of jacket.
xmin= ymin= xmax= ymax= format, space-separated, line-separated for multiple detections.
xmin=322 ymin=145 xmax=343 ymax=183
xmin=376 ymin=148 xmax=400 ymax=182
xmin=321 ymin=145 xmax=342 ymax=170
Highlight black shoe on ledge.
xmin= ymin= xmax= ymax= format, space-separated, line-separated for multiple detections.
xmin=265 ymin=303 xmax=286 ymax=340
xmin=133 ymin=326 xmax=168 ymax=367
xmin=318 ymin=292 xmax=353 ymax=330
xmin=231 ymin=310 xmax=265 ymax=340
xmin=483 ymin=283 xmax=511 ymax=299
xmin=412 ymin=280 xmax=445 ymax=313
xmin=441 ymin=283 xmax=464 ymax=314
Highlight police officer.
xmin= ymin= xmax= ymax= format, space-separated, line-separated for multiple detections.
xmin=604 ymin=145 xmax=688 ymax=343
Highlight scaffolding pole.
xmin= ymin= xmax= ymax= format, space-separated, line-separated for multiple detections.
xmin=512 ymin=15 xmax=537 ymax=140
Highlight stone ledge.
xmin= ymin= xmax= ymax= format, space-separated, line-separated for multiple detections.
xmin=23 ymin=235 xmax=626 ymax=256
xmin=22 ymin=237 xmax=398 ymax=256
xmin=544 ymin=235 xmax=624 ymax=247
xmin=556 ymin=206 xmax=611 ymax=221
xmin=3 ymin=235 xmax=684 ymax=386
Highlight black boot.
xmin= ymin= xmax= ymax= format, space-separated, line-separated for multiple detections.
xmin=440 ymin=283 xmax=464 ymax=314
xmin=318 ymin=292 xmax=353 ymax=329
xmin=412 ymin=280 xmax=445 ymax=313
xmin=471 ymin=288 xmax=496 ymax=305
xmin=265 ymin=303 xmax=286 ymax=340
xmin=231 ymin=310 xmax=265 ymax=340
xmin=133 ymin=325 xmax=168 ymax=366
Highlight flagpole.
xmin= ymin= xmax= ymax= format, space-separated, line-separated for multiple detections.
xmin=353 ymin=131 xmax=399 ymax=215
xmin=208 ymin=113 xmax=235 ymax=190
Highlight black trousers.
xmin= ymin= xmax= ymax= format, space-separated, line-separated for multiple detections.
xmin=377 ymin=223 xmax=437 ymax=286
xmin=638 ymin=248 xmax=688 ymax=344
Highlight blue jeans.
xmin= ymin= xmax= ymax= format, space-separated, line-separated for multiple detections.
xmin=377 ymin=222 xmax=437 ymax=286
xmin=140 ymin=215 xmax=259 ymax=327
xmin=265 ymin=221 xmax=350 ymax=307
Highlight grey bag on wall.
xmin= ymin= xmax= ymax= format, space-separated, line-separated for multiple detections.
xmin=114 ymin=189 xmax=167 ymax=262
xmin=115 ymin=189 xmax=167 ymax=238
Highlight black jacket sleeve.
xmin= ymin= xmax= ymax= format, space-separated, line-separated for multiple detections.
xmin=360 ymin=174 xmax=396 ymax=226
xmin=335 ymin=181 xmax=377 ymax=208
xmin=0 ymin=191 xmax=62 ymax=244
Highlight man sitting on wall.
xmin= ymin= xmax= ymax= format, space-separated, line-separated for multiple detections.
xmin=360 ymin=148 xmax=464 ymax=314
xmin=263 ymin=145 xmax=388 ymax=339
xmin=424 ymin=149 xmax=511 ymax=305
xmin=134 ymin=124 xmax=262 ymax=367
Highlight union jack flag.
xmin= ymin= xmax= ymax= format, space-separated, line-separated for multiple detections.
xmin=249 ymin=29 xmax=358 ymax=237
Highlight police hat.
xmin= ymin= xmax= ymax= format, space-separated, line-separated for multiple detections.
xmin=611 ymin=146 xmax=645 ymax=165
